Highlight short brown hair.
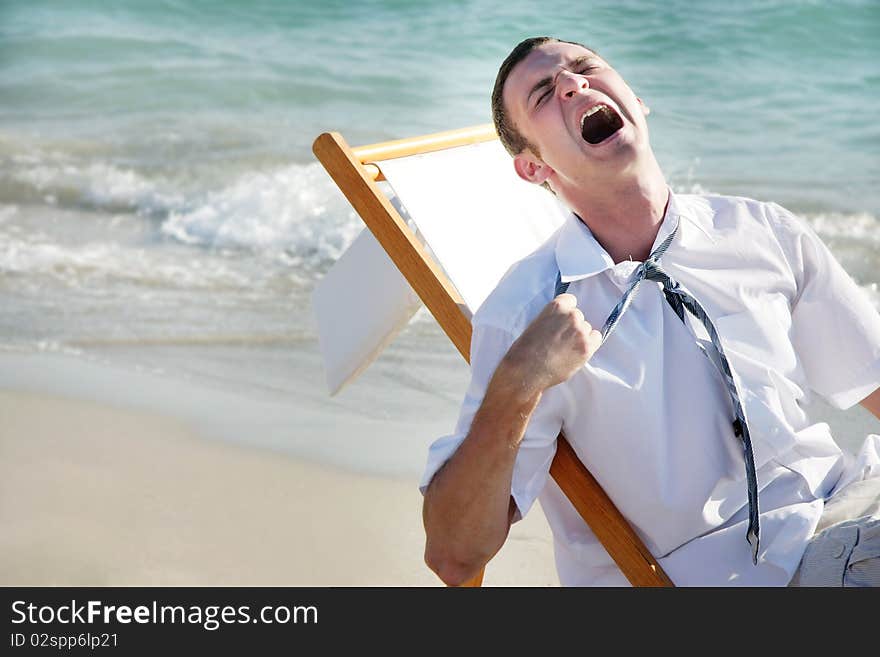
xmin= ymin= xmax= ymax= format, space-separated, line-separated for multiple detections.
xmin=491 ymin=36 xmax=596 ymax=157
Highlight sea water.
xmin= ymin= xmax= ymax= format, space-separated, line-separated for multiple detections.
xmin=1 ymin=0 xmax=878 ymax=472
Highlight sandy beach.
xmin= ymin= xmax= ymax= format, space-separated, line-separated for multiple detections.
xmin=0 ymin=386 xmax=558 ymax=587
xmin=2 ymin=344 xmax=876 ymax=588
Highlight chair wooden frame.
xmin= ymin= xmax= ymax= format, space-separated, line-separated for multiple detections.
xmin=313 ymin=125 xmax=673 ymax=587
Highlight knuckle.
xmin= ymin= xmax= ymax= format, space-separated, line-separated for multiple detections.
xmin=553 ymin=293 xmax=574 ymax=308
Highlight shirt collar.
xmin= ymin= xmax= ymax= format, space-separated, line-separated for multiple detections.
xmin=555 ymin=187 xmax=690 ymax=284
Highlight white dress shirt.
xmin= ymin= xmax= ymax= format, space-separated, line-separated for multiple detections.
xmin=420 ymin=191 xmax=880 ymax=586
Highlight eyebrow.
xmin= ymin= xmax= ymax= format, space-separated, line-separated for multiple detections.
xmin=526 ymin=55 xmax=596 ymax=106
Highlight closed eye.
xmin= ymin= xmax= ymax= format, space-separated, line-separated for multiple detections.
xmin=535 ymin=89 xmax=552 ymax=107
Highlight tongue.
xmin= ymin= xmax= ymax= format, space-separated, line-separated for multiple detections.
xmin=581 ymin=106 xmax=624 ymax=144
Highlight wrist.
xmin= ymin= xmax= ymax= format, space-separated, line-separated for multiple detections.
xmin=490 ymin=355 xmax=545 ymax=409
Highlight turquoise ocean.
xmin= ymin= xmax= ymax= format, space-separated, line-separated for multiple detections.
xmin=1 ymin=0 xmax=878 ymax=473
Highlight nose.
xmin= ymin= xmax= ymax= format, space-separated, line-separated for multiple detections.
xmin=556 ymin=70 xmax=588 ymax=99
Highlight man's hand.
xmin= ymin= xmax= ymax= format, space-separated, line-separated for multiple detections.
xmin=502 ymin=293 xmax=603 ymax=392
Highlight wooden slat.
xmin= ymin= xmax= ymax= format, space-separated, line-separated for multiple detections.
xmin=352 ymin=124 xmax=497 ymax=163
xmin=312 ymin=130 xmax=673 ymax=588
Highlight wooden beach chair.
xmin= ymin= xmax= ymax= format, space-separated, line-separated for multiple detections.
xmin=312 ymin=125 xmax=673 ymax=587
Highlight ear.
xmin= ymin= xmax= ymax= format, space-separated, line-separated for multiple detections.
xmin=513 ymin=151 xmax=554 ymax=185
xmin=637 ymin=96 xmax=651 ymax=116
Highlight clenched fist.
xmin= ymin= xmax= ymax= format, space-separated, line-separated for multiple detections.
xmin=501 ymin=293 xmax=603 ymax=393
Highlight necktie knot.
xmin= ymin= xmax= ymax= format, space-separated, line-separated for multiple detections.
xmin=640 ymin=257 xmax=679 ymax=291
xmin=640 ymin=257 xmax=664 ymax=281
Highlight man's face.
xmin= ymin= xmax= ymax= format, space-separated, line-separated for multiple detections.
xmin=502 ymin=41 xmax=651 ymax=191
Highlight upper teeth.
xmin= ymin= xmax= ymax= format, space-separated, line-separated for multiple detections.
xmin=582 ymin=105 xmax=606 ymax=127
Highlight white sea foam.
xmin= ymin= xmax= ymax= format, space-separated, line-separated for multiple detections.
xmin=0 ymin=234 xmax=248 ymax=291
xmin=160 ymin=163 xmax=361 ymax=262
xmin=804 ymin=211 xmax=880 ymax=245
xmin=6 ymin=151 xmax=364 ymax=268
xmin=10 ymin=158 xmax=184 ymax=215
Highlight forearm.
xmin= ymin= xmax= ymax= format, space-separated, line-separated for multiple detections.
xmin=422 ymin=360 xmax=543 ymax=586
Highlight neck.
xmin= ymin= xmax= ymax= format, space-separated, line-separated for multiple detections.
xmin=562 ymin=156 xmax=669 ymax=263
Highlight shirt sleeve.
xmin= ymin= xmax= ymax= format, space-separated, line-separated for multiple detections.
xmin=418 ymin=320 xmax=566 ymax=521
xmin=767 ymin=202 xmax=880 ymax=409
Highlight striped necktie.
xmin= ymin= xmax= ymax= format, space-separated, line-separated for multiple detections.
xmin=555 ymin=222 xmax=761 ymax=564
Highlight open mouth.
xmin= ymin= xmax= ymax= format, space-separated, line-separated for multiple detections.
xmin=580 ymin=104 xmax=624 ymax=145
